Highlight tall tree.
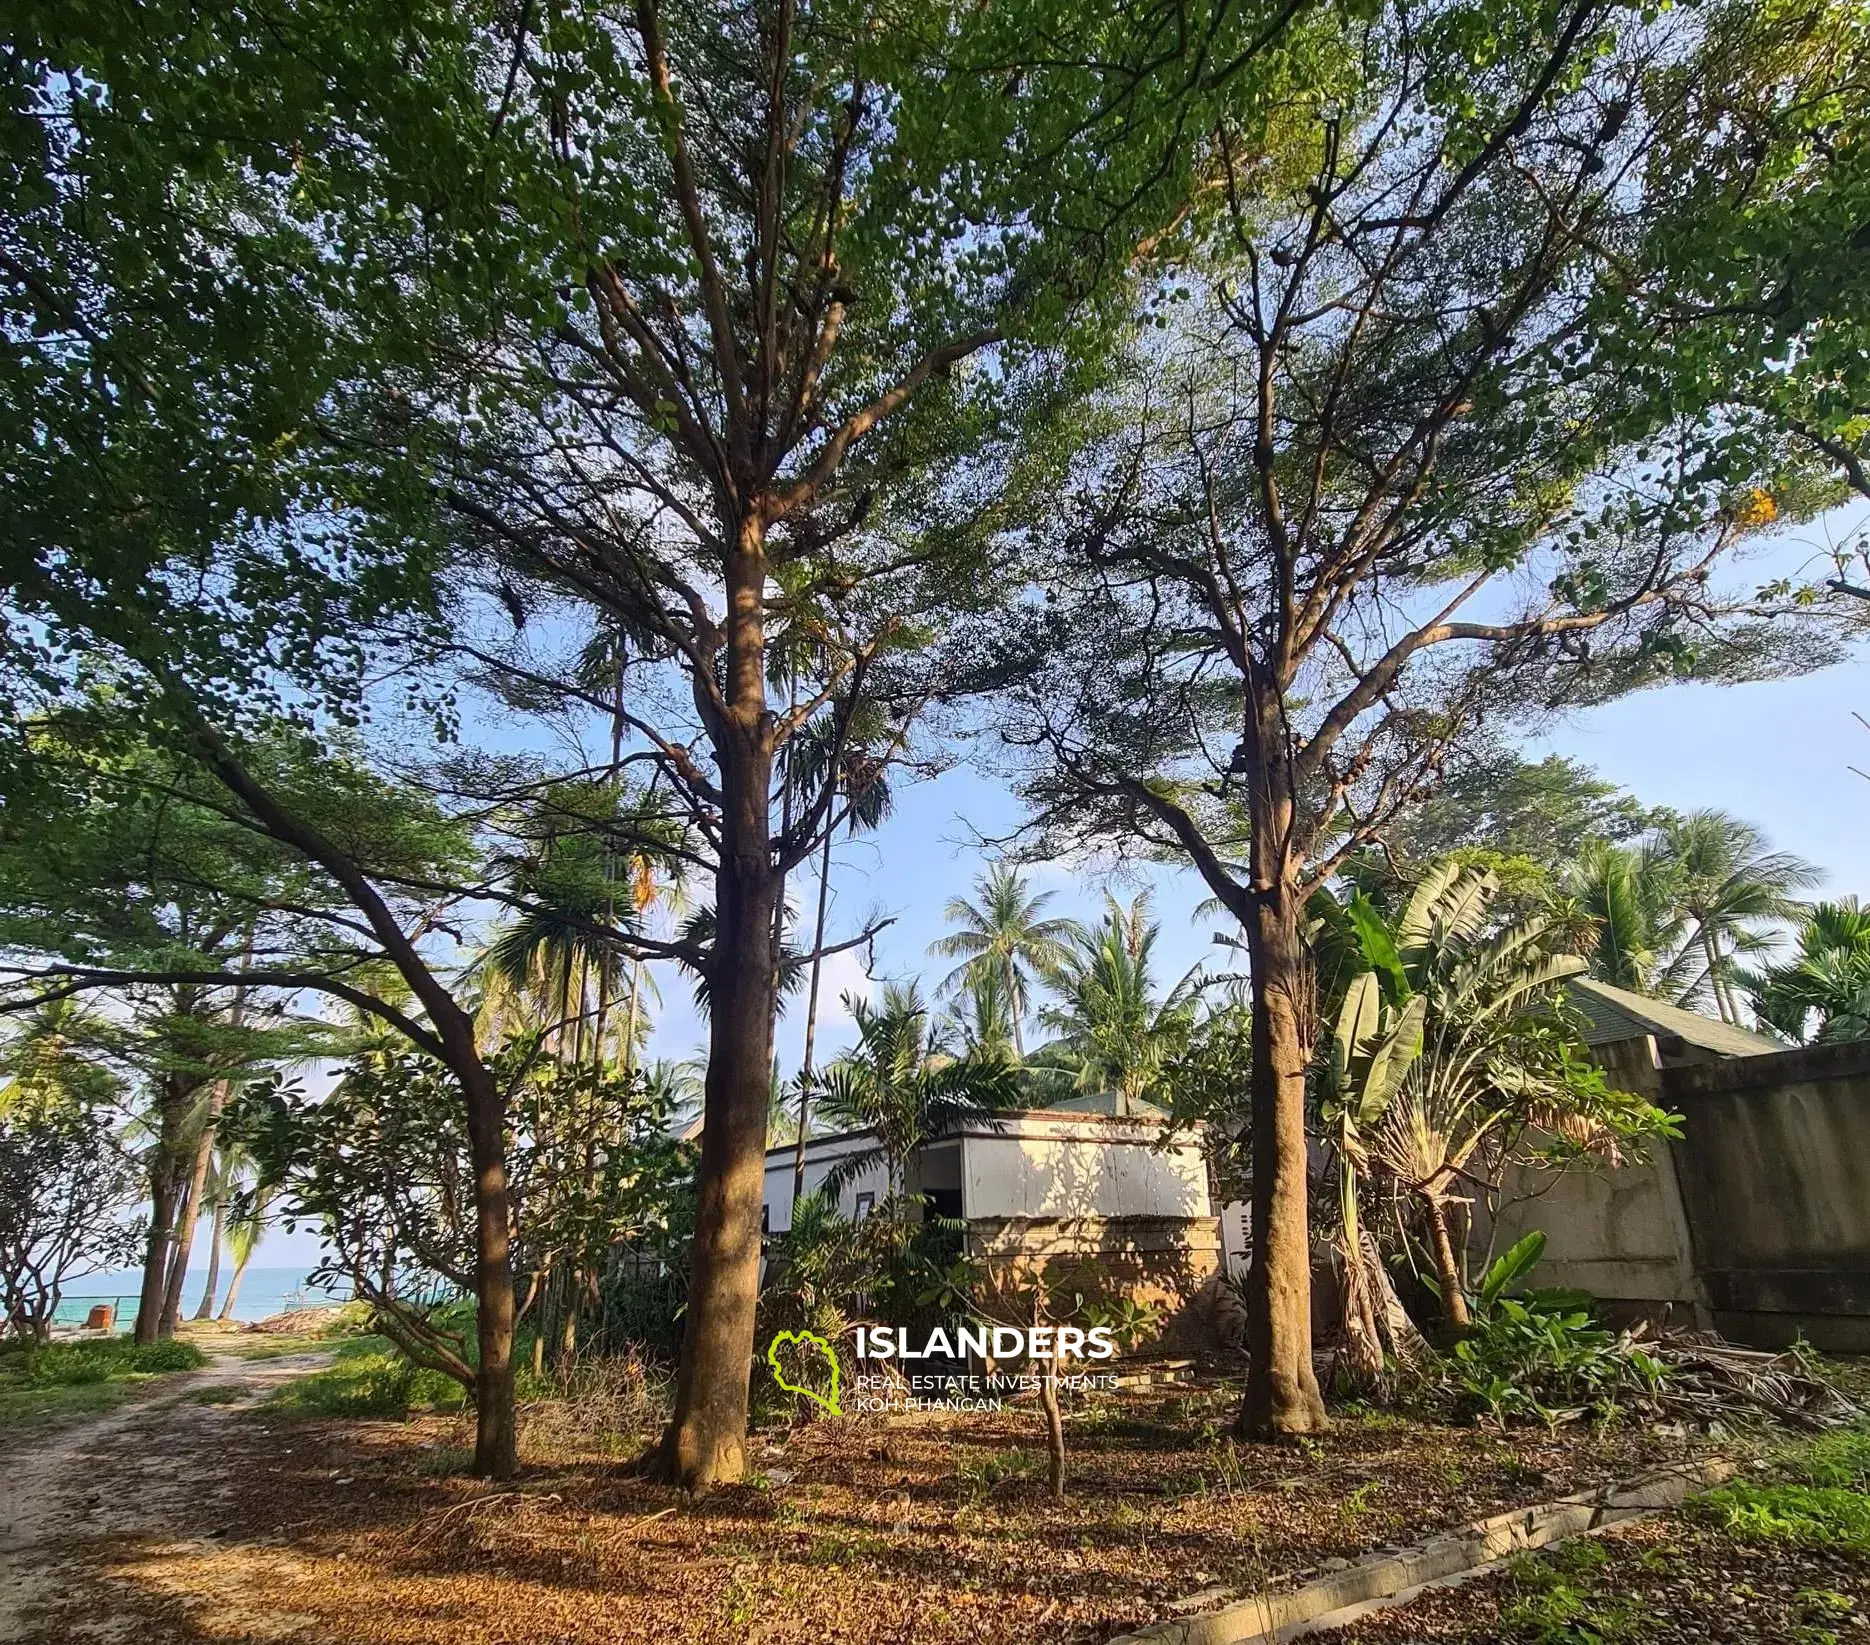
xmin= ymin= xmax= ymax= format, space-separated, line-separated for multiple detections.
xmin=1038 ymin=893 xmax=1205 ymax=1113
xmin=1004 ymin=0 xmax=1862 ymax=1435
xmin=365 ymin=0 xmax=1335 ymax=1490
xmin=931 ymin=866 xmax=1076 ymax=1059
xmin=1746 ymin=899 xmax=1870 ymax=1045
xmin=7 ymin=0 xmax=1342 ymax=1487
xmin=1556 ymin=837 xmax=1687 ymax=995
xmin=1653 ymin=810 xmax=1820 ymax=1023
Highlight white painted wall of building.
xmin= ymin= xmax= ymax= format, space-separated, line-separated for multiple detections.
xmin=960 ymin=1120 xmax=1210 ymax=1220
xmin=758 ymin=1113 xmax=1212 ymax=1232
xmin=761 ymin=1132 xmax=889 ymax=1233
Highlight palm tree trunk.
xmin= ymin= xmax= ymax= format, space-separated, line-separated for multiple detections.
xmin=1004 ymin=953 xmax=1026 ymax=1061
xmin=192 ymin=1191 xmax=225 ymax=1321
xmin=592 ymin=640 xmax=628 ymax=1072
xmin=1335 ymin=1152 xmax=1383 ymax=1391
xmin=1423 ymin=1195 xmax=1472 ymax=1335
xmin=1700 ymin=927 xmax=1733 ymax=1023
xmin=162 ymin=1079 xmax=230 ymax=1336
xmin=622 ymin=961 xmax=643 ymax=1072
xmin=218 ymin=1243 xmax=255 ymax=1322
xmin=135 ymin=1073 xmax=191 ymax=1345
xmin=793 ymin=822 xmax=836 ymax=1201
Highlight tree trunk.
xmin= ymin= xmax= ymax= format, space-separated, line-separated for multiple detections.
xmin=1005 ymin=954 xmax=1026 ymax=1061
xmin=1700 ymin=928 xmax=1733 ymax=1024
xmin=135 ymin=1076 xmax=192 ymax=1344
xmin=1334 ymin=1153 xmax=1384 ymax=1393
xmin=1034 ymin=1293 xmax=1066 ymax=1499
xmin=656 ymin=515 xmax=777 ymax=1492
xmin=1423 ymin=1195 xmax=1471 ymax=1335
xmin=218 ymin=1246 xmax=253 ymax=1322
xmin=193 ymin=1191 xmax=225 ymax=1321
xmin=461 ymin=1056 xmax=520 ymax=1478
xmin=1236 ymin=744 xmax=1329 ymax=1440
xmin=161 ymin=1081 xmax=230 ymax=1336
xmin=792 ymin=821 xmax=835 ymax=1201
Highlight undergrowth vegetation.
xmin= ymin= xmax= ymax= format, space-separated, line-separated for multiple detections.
xmin=1696 ymin=1420 xmax=1870 ymax=1555
xmin=0 ymin=1336 xmax=209 ymax=1434
xmin=269 ymin=1336 xmax=467 ymax=1420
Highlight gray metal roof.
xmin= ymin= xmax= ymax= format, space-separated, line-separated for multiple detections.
xmin=1565 ymin=976 xmax=1783 ymax=1057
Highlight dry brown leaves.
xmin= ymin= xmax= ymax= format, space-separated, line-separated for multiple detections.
xmin=15 ymin=1373 xmax=1732 ymax=1645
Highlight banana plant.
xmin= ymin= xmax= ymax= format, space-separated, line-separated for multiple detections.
xmin=1318 ymin=967 xmax=1426 ymax=1386
xmin=1314 ymin=862 xmax=1657 ymax=1343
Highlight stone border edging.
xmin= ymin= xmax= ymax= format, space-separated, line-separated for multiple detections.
xmin=1107 ymin=1455 xmax=1736 ymax=1645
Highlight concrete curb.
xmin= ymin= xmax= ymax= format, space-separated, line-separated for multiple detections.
xmin=1108 ymin=1455 xmax=1735 ymax=1645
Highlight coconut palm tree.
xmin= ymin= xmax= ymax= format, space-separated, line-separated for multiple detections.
xmin=1554 ymin=838 xmax=1685 ymax=994
xmin=482 ymin=781 xmax=688 ymax=1068
xmin=1745 ymin=899 xmax=1870 ymax=1044
xmin=1039 ymin=892 xmax=1204 ymax=1114
xmin=930 ymin=865 xmax=1076 ymax=1061
xmin=215 ymin=1178 xmax=275 ymax=1322
xmin=816 ymin=983 xmax=1021 ymax=1201
xmin=787 ymin=717 xmax=895 ymax=1196
xmin=0 ymin=999 xmax=122 ymax=1117
xmin=1653 ymin=810 xmax=1819 ymax=1023
xmin=944 ymin=965 xmax=1018 ymax=1061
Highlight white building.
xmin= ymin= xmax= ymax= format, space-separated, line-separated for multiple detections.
xmin=762 ymin=1107 xmax=1234 ymax=1349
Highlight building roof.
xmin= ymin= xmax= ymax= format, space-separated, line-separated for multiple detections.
xmin=1565 ymin=976 xmax=1782 ymax=1058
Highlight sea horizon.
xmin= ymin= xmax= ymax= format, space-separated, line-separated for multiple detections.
xmin=53 ymin=1266 xmax=354 ymax=1328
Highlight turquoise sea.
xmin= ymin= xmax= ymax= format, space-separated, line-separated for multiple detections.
xmin=53 ymin=1266 xmax=353 ymax=1328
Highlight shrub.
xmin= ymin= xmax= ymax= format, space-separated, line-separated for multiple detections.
xmin=1444 ymin=1296 xmax=1667 ymax=1426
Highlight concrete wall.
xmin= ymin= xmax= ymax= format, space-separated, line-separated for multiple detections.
xmin=1665 ymin=1041 xmax=1870 ymax=1351
xmin=761 ymin=1133 xmax=889 ymax=1233
xmin=966 ymin=1214 xmax=1225 ymax=1352
xmin=958 ymin=1113 xmax=1210 ymax=1221
xmin=1489 ymin=1036 xmax=1870 ymax=1351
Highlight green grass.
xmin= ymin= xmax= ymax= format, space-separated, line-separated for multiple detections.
xmin=1499 ymin=1537 xmax=1654 ymax=1643
xmin=1695 ymin=1481 xmax=1870 ymax=1554
xmin=0 ymin=1336 xmax=209 ymax=1436
xmin=1693 ymin=1417 xmax=1870 ymax=1555
xmin=271 ymin=1338 xmax=467 ymax=1420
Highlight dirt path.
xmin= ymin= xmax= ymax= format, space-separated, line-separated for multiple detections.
xmin=0 ymin=1346 xmax=336 ymax=1643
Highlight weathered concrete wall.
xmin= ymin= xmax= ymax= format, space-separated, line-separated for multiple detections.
xmin=1666 ymin=1040 xmax=1870 ymax=1351
xmin=959 ymin=1115 xmax=1210 ymax=1221
xmin=1489 ymin=1036 xmax=1870 ymax=1350
xmin=1489 ymin=1036 xmax=1710 ymax=1329
xmin=966 ymin=1215 xmax=1224 ymax=1352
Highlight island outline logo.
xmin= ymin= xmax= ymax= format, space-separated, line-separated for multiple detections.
xmin=765 ymin=1329 xmax=842 ymax=1416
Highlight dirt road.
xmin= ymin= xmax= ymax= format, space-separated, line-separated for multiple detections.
xmin=0 ymin=1346 xmax=335 ymax=1643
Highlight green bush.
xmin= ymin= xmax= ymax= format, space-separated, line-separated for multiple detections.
xmin=1444 ymin=1297 xmax=1666 ymax=1426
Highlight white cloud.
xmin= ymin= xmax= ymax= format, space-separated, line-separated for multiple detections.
xmin=816 ymin=947 xmax=877 ymax=1027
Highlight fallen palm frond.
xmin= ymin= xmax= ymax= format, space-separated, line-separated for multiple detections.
xmin=1636 ymin=1330 xmax=1862 ymax=1432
